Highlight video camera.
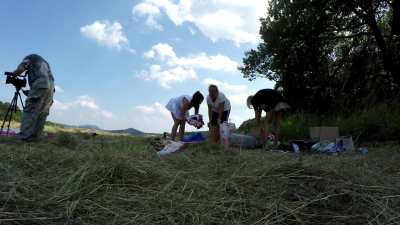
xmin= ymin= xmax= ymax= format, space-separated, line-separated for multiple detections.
xmin=4 ymin=72 xmax=27 ymax=90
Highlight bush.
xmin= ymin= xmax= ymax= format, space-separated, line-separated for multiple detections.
xmin=56 ymin=132 xmax=79 ymax=149
xmin=0 ymin=101 xmax=22 ymax=122
xmin=238 ymin=105 xmax=400 ymax=142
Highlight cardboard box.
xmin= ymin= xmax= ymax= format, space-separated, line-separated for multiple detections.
xmin=310 ymin=127 xmax=339 ymax=142
xmin=336 ymin=136 xmax=355 ymax=152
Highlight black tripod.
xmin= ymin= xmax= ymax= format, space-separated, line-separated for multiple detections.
xmin=0 ymin=87 xmax=25 ymax=136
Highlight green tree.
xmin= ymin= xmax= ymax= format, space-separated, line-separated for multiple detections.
xmin=240 ymin=0 xmax=400 ymax=112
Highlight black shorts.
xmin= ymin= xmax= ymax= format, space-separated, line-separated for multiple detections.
xmin=210 ymin=110 xmax=230 ymax=126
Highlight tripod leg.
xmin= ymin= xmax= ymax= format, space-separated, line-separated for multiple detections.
xmin=6 ymin=96 xmax=18 ymax=135
xmin=1 ymin=97 xmax=16 ymax=133
xmin=18 ymin=93 xmax=25 ymax=109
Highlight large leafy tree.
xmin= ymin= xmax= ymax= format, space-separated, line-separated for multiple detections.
xmin=241 ymin=0 xmax=400 ymax=112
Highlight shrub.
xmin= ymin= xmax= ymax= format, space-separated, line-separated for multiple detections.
xmin=238 ymin=105 xmax=400 ymax=142
xmin=56 ymin=132 xmax=79 ymax=149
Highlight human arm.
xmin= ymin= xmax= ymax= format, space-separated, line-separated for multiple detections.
xmin=13 ymin=58 xmax=30 ymax=76
xmin=208 ymin=104 xmax=212 ymax=127
xmin=181 ymin=97 xmax=191 ymax=119
xmin=217 ymin=102 xmax=224 ymax=123
xmin=13 ymin=63 xmax=27 ymax=76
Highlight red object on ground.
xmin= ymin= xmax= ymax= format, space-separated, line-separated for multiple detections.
xmin=0 ymin=131 xmax=17 ymax=137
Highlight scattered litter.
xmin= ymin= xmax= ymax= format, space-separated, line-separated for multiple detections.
xmin=292 ymin=143 xmax=300 ymax=153
xmin=157 ymin=141 xmax=185 ymax=156
xmin=229 ymin=133 xmax=261 ymax=149
xmin=187 ymin=114 xmax=204 ymax=129
xmin=0 ymin=128 xmax=19 ymax=137
xmin=311 ymin=141 xmax=344 ymax=155
xmin=183 ymin=133 xmax=206 ymax=143
xmin=290 ymin=140 xmax=316 ymax=152
xmin=336 ymin=136 xmax=354 ymax=152
xmin=0 ymin=130 xmax=17 ymax=137
xmin=358 ymin=147 xmax=369 ymax=155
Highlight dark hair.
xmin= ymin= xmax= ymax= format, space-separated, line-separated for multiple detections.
xmin=191 ymin=91 xmax=204 ymax=114
xmin=208 ymin=84 xmax=218 ymax=93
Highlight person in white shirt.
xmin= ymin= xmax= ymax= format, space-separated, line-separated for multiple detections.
xmin=166 ymin=91 xmax=204 ymax=141
xmin=207 ymin=85 xmax=231 ymax=142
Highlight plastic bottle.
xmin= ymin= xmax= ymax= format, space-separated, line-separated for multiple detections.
xmin=292 ymin=143 xmax=300 ymax=153
xmin=359 ymin=147 xmax=368 ymax=155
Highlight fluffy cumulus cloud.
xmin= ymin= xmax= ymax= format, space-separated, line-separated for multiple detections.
xmin=131 ymin=102 xmax=172 ymax=133
xmin=203 ymin=78 xmax=247 ymax=94
xmin=80 ymin=20 xmax=132 ymax=51
xmin=138 ymin=43 xmax=238 ymax=88
xmin=51 ymin=96 xmax=114 ymax=126
xmin=133 ymin=2 xmax=163 ymax=31
xmin=133 ymin=0 xmax=267 ymax=45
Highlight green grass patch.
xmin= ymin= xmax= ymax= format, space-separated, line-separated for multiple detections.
xmin=0 ymin=133 xmax=400 ymax=224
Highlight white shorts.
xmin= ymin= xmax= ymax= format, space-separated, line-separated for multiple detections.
xmin=272 ymin=102 xmax=290 ymax=112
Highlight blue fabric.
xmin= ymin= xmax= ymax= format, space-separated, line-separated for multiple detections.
xmin=183 ymin=133 xmax=206 ymax=143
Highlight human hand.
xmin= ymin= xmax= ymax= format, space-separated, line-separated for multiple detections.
xmin=22 ymin=90 xmax=30 ymax=97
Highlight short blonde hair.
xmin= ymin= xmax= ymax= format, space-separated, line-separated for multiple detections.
xmin=208 ymin=84 xmax=218 ymax=93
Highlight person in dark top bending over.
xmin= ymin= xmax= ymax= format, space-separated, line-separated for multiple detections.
xmin=247 ymin=89 xmax=290 ymax=145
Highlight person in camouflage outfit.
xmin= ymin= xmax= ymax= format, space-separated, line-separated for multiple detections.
xmin=13 ymin=54 xmax=55 ymax=141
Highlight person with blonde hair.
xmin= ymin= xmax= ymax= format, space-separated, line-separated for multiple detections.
xmin=207 ymin=85 xmax=231 ymax=142
xmin=247 ymin=89 xmax=289 ymax=144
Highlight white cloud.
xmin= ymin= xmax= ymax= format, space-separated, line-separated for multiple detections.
xmin=132 ymin=0 xmax=267 ymax=45
xmin=138 ymin=64 xmax=197 ymax=88
xmin=133 ymin=2 xmax=163 ymax=31
xmin=188 ymin=26 xmax=197 ymax=35
xmin=80 ymin=20 xmax=132 ymax=51
xmin=52 ymin=96 xmax=113 ymax=119
xmin=131 ymin=102 xmax=172 ymax=133
xmin=138 ymin=43 xmax=238 ymax=88
xmin=203 ymin=78 xmax=247 ymax=93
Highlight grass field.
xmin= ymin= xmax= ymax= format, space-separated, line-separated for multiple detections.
xmin=1 ymin=131 xmax=400 ymax=225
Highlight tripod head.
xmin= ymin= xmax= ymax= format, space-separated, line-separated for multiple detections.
xmin=4 ymin=72 xmax=27 ymax=91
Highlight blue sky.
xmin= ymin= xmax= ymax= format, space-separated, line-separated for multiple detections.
xmin=0 ymin=0 xmax=274 ymax=133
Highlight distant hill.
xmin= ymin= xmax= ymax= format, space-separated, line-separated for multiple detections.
xmin=107 ymin=128 xmax=144 ymax=136
xmin=56 ymin=123 xmax=145 ymax=136
xmin=78 ymin=125 xmax=102 ymax=130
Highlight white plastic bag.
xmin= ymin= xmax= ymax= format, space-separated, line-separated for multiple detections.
xmin=220 ymin=122 xmax=236 ymax=148
xmin=157 ymin=141 xmax=185 ymax=156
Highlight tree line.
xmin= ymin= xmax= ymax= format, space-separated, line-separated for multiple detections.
xmin=241 ymin=0 xmax=400 ymax=113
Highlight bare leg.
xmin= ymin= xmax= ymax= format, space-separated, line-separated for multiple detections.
xmin=178 ymin=120 xmax=186 ymax=141
xmin=210 ymin=124 xmax=220 ymax=143
xmin=274 ymin=111 xmax=283 ymax=145
xmin=171 ymin=113 xmax=179 ymax=141
xmin=215 ymin=124 xmax=221 ymax=142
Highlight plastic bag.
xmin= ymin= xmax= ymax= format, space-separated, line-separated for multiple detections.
xmin=220 ymin=122 xmax=236 ymax=148
xmin=157 ymin=141 xmax=185 ymax=156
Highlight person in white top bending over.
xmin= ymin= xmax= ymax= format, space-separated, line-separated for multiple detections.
xmin=165 ymin=91 xmax=204 ymax=141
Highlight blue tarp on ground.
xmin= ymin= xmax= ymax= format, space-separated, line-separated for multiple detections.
xmin=183 ymin=133 xmax=206 ymax=143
